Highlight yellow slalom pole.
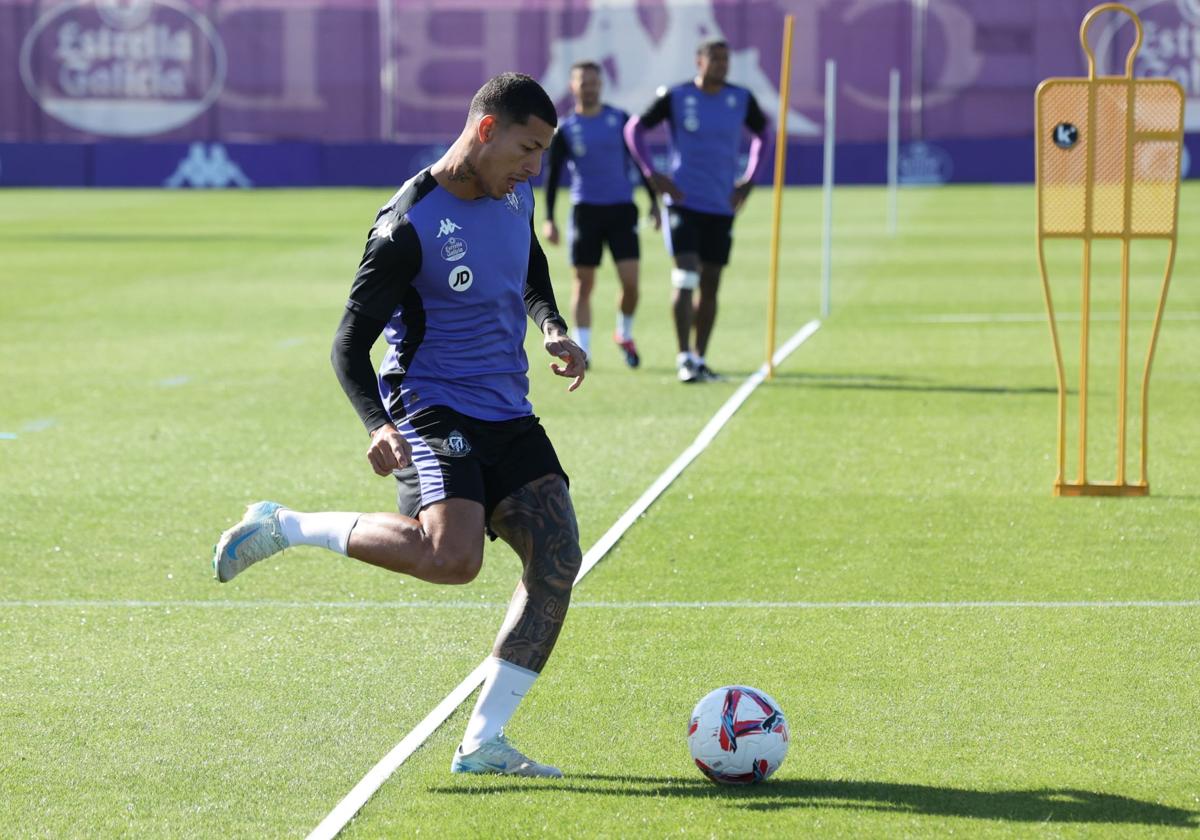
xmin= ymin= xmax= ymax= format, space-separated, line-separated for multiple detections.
xmin=765 ymin=14 xmax=794 ymax=379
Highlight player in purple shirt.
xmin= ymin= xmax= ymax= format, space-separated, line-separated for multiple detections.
xmin=543 ymin=61 xmax=659 ymax=369
xmin=624 ymin=40 xmax=769 ymax=382
xmin=212 ymin=74 xmax=587 ymax=778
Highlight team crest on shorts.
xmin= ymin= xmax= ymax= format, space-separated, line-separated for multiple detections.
xmin=442 ymin=430 xmax=471 ymax=457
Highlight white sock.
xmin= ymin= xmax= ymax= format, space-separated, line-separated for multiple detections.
xmin=460 ymin=657 xmax=538 ymax=753
xmin=676 ymin=351 xmax=691 ymax=367
xmin=575 ymin=326 xmax=591 ymax=356
xmin=616 ymin=314 xmax=634 ymax=341
xmin=690 ymin=352 xmax=704 ymax=366
xmin=276 ymin=509 xmax=360 ymax=555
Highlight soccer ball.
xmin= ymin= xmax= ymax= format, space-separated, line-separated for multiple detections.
xmin=687 ymin=685 xmax=789 ymax=784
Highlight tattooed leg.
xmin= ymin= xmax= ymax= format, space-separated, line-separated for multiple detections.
xmin=488 ymin=474 xmax=583 ymax=673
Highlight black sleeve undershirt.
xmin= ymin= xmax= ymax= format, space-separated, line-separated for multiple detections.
xmin=331 ymin=220 xmax=420 ymax=433
xmin=544 ymin=129 xmax=569 ymax=221
xmin=638 ymin=91 xmax=672 ymax=129
xmin=331 ymin=308 xmax=391 ymax=434
xmin=525 ymin=219 xmax=567 ymax=334
xmin=744 ymin=93 xmax=768 ymax=135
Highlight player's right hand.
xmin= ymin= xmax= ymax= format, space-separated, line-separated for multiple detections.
xmin=649 ymin=173 xmax=684 ymax=204
xmin=731 ymin=180 xmax=753 ymax=213
xmin=366 ymin=423 xmax=412 ymax=476
xmin=542 ymin=219 xmax=560 ymax=245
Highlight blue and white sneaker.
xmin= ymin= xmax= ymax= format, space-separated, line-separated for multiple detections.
xmin=212 ymin=501 xmax=289 ymax=583
xmin=450 ymin=732 xmax=562 ymax=778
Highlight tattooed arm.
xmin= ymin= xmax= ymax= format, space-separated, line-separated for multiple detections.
xmin=487 ymin=474 xmax=583 ymax=673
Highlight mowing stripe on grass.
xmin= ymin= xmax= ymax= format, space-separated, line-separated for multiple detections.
xmin=900 ymin=311 xmax=1200 ymax=324
xmin=305 ymin=319 xmax=822 ymax=840
xmin=4 ymin=599 xmax=1199 ymax=610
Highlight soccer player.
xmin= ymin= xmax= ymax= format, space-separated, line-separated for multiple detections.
xmin=542 ymin=60 xmax=659 ymax=368
xmin=212 ymin=73 xmax=587 ymax=778
xmin=624 ymin=40 xmax=769 ymax=383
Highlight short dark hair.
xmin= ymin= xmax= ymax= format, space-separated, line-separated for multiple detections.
xmin=468 ymin=73 xmax=558 ymax=129
xmin=570 ymin=60 xmax=602 ymax=76
xmin=696 ymin=39 xmax=729 ymax=57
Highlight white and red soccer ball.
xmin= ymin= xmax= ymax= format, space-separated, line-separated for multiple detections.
xmin=687 ymin=685 xmax=789 ymax=784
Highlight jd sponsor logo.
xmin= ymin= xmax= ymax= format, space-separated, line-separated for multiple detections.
xmin=19 ymin=0 xmax=226 ymax=137
xmin=448 ymin=265 xmax=474 ymax=293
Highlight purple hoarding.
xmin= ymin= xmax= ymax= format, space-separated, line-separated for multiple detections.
xmin=1 ymin=0 xmax=1198 ymax=185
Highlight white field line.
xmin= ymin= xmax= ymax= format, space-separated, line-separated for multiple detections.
xmin=897 ymin=311 xmax=1200 ymax=324
xmin=4 ymin=599 xmax=1199 ymax=610
xmin=304 ymin=319 xmax=821 ymax=840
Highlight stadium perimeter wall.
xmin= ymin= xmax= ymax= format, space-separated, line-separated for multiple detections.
xmin=3 ymin=0 xmax=1200 ymax=187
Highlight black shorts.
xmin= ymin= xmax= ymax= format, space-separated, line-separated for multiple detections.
xmin=393 ymin=405 xmax=568 ymax=528
xmin=663 ymin=205 xmax=734 ymax=266
xmin=569 ymin=202 xmax=640 ymax=267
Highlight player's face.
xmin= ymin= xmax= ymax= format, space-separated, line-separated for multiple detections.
xmin=475 ymin=114 xmax=555 ymax=199
xmin=697 ymin=45 xmax=730 ymax=86
xmin=570 ymin=68 xmax=601 ymax=110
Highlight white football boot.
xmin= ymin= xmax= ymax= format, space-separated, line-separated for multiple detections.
xmin=450 ymin=732 xmax=563 ymax=778
xmin=212 ymin=501 xmax=289 ymax=583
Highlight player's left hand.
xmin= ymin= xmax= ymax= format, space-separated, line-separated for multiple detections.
xmin=731 ymin=180 xmax=753 ymax=213
xmin=649 ymin=206 xmax=661 ymax=231
xmin=544 ymin=327 xmax=587 ymax=392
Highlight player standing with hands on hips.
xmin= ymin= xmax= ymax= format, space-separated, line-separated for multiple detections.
xmin=212 ymin=73 xmax=587 ymax=778
xmin=624 ymin=40 xmax=769 ymax=382
xmin=542 ymin=60 xmax=659 ymax=369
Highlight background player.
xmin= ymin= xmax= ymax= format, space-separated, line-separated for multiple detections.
xmin=624 ymin=40 xmax=768 ymax=382
xmin=543 ymin=60 xmax=659 ymax=368
xmin=212 ymin=73 xmax=587 ymax=778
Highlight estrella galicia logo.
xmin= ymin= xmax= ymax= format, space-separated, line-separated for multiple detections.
xmin=440 ymin=236 xmax=467 ymax=262
xmin=441 ymin=430 xmax=471 ymax=457
xmin=19 ymin=0 xmax=226 ymax=137
xmin=1053 ymin=122 xmax=1079 ymax=150
xmin=448 ymin=265 xmax=474 ymax=293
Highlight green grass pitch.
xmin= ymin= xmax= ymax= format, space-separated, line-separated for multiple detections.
xmin=1 ymin=184 xmax=1198 ymax=838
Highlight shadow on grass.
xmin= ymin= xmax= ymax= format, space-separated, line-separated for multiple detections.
xmin=430 ymin=774 xmax=1198 ymax=827
xmin=767 ymin=371 xmax=1059 ymax=397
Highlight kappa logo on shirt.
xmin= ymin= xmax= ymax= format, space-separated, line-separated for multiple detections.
xmin=437 ymin=218 xmax=462 ymax=238
xmin=372 ymin=217 xmax=398 ymax=241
